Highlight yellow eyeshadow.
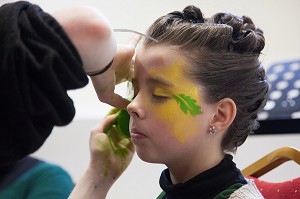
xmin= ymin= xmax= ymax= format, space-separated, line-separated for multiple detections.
xmin=153 ymin=87 xmax=173 ymax=97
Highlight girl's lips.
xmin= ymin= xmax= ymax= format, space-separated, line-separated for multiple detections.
xmin=130 ymin=128 xmax=147 ymax=140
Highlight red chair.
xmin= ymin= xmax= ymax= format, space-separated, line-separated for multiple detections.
xmin=242 ymin=147 xmax=300 ymax=199
xmin=247 ymin=176 xmax=300 ymax=199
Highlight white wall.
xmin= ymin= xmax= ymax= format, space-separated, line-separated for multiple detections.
xmin=2 ymin=0 xmax=300 ymax=198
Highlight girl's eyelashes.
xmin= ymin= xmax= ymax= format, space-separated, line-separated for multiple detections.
xmin=131 ymin=92 xmax=169 ymax=103
xmin=131 ymin=82 xmax=171 ymax=103
xmin=152 ymin=94 xmax=170 ymax=103
xmin=132 ymin=93 xmax=137 ymax=100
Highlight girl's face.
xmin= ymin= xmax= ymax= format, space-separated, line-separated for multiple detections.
xmin=127 ymin=45 xmax=215 ymax=166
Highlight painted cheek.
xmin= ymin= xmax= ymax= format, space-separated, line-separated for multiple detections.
xmin=152 ymin=86 xmax=201 ymax=143
xmin=148 ymin=61 xmax=202 ymax=143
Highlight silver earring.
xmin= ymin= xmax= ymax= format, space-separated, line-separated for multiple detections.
xmin=209 ymin=126 xmax=217 ymax=134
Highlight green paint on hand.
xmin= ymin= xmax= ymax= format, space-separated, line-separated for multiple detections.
xmin=173 ymin=94 xmax=202 ymax=116
xmin=99 ymin=108 xmax=132 ymax=178
xmin=103 ymin=168 xmax=109 ymax=177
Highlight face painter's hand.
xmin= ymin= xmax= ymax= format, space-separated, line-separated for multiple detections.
xmin=53 ymin=6 xmax=140 ymax=109
xmin=68 ymin=114 xmax=134 ymax=199
xmin=89 ymin=114 xmax=135 ymax=184
xmin=90 ymin=35 xmax=141 ymax=109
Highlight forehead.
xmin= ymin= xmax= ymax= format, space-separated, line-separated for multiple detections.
xmin=135 ymin=45 xmax=189 ymax=71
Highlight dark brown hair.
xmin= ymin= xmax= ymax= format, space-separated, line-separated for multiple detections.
xmin=144 ymin=5 xmax=269 ymax=153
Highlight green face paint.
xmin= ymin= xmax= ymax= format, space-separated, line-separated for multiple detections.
xmin=173 ymin=94 xmax=202 ymax=116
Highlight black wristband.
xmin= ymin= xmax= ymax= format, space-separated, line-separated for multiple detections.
xmin=87 ymin=58 xmax=114 ymax=77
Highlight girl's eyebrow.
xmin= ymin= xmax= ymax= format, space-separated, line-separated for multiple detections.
xmin=148 ymin=76 xmax=174 ymax=87
xmin=131 ymin=76 xmax=174 ymax=88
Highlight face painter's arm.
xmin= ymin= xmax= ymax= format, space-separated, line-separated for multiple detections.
xmin=52 ymin=7 xmax=140 ymax=109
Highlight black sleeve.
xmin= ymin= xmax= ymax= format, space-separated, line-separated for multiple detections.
xmin=0 ymin=1 xmax=89 ymax=168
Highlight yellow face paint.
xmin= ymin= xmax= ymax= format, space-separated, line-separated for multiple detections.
xmin=147 ymin=61 xmax=202 ymax=143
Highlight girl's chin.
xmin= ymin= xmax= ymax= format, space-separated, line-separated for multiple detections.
xmin=135 ymin=151 xmax=163 ymax=164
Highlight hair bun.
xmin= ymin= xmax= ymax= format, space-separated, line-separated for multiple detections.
xmin=212 ymin=13 xmax=265 ymax=54
xmin=169 ymin=5 xmax=204 ymax=24
xmin=183 ymin=5 xmax=204 ymax=23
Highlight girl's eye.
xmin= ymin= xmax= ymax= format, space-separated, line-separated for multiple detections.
xmin=132 ymin=93 xmax=137 ymax=100
xmin=132 ymin=83 xmax=139 ymax=100
xmin=152 ymin=95 xmax=170 ymax=103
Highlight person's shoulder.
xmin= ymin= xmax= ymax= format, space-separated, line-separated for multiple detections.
xmin=33 ymin=160 xmax=71 ymax=176
xmin=28 ymin=159 xmax=74 ymax=189
xmin=228 ymin=178 xmax=264 ymax=199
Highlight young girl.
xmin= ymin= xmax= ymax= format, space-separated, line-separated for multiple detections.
xmin=69 ymin=5 xmax=268 ymax=199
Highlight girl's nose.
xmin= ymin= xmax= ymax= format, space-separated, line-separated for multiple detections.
xmin=127 ymin=96 xmax=146 ymax=120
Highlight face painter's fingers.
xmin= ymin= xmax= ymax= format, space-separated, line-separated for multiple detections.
xmin=91 ymin=70 xmax=130 ymax=109
xmin=90 ymin=35 xmax=139 ymax=109
xmin=105 ymin=93 xmax=130 ymax=110
xmin=113 ymin=44 xmax=135 ymax=84
xmin=89 ymin=113 xmax=134 ymax=181
xmin=128 ymin=34 xmax=142 ymax=49
xmin=89 ymin=114 xmax=118 ymax=157
xmin=90 ymin=114 xmax=118 ymax=136
xmin=114 ymin=35 xmax=141 ymax=84
xmin=118 ymin=137 xmax=134 ymax=154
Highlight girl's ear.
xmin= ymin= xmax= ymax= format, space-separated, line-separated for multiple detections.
xmin=210 ymin=98 xmax=236 ymax=133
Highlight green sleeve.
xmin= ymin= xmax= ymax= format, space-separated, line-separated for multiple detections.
xmin=25 ymin=162 xmax=74 ymax=199
xmin=156 ymin=191 xmax=166 ymax=199
xmin=213 ymin=183 xmax=244 ymax=199
xmin=0 ymin=162 xmax=74 ymax=199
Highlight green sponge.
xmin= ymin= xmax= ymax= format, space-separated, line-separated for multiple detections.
xmin=106 ymin=108 xmax=130 ymax=138
xmin=115 ymin=109 xmax=130 ymax=138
